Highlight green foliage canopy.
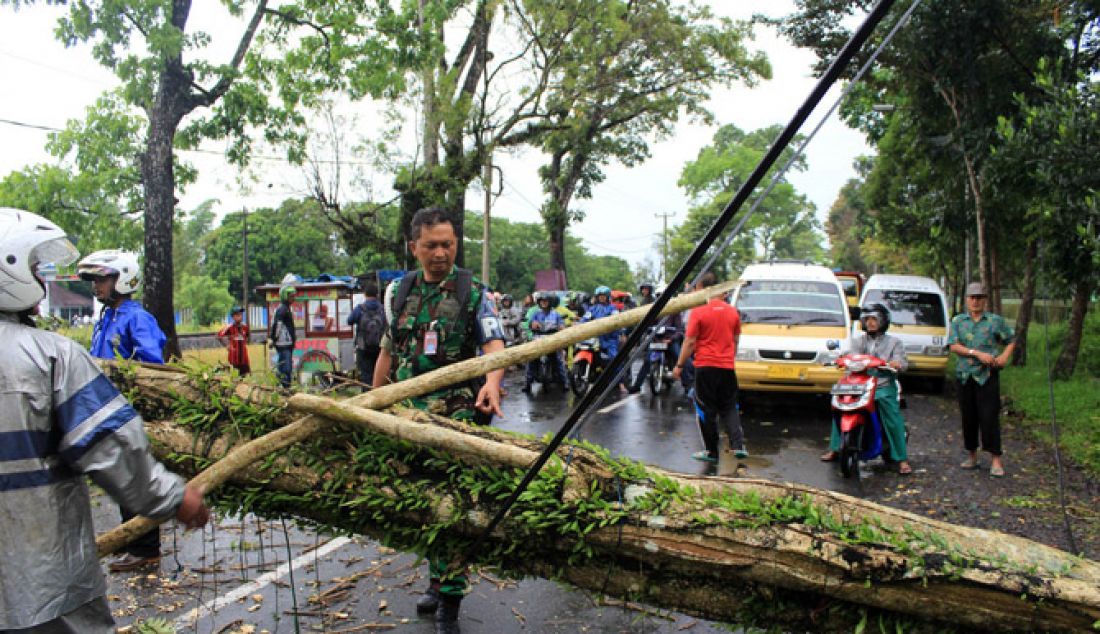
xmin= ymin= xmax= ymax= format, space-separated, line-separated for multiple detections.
xmin=669 ymin=124 xmax=825 ymax=280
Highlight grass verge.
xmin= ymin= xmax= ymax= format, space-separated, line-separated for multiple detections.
xmin=1000 ymin=321 xmax=1100 ymax=479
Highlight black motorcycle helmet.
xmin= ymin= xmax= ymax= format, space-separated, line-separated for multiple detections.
xmin=859 ymin=302 xmax=891 ymax=334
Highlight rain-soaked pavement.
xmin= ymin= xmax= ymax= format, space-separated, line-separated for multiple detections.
xmin=99 ymin=362 xmax=944 ymax=633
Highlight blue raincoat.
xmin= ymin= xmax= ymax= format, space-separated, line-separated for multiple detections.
xmin=89 ymin=299 xmax=167 ymax=364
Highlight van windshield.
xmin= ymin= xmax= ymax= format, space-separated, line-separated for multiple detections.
xmin=863 ymin=289 xmax=945 ymax=327
xmin=736 ymin=280 xmax=846 ymax=326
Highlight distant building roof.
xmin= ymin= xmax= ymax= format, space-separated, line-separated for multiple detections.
xmin=47 ymin=281 xmax=93 ymax=309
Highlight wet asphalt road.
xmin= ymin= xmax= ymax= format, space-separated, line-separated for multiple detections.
xmin=98 ymin=363 xmax=944 ymax=633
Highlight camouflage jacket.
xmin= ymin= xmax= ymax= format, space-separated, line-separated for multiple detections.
xmin=382 ymin=267 xmax=503 ymax=420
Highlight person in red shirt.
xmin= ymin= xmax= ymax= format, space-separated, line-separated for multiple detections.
xmin=672 ymin=272 xmax=744 ymax=464
xmin=217 ymin=306 xmax=251 ymax=375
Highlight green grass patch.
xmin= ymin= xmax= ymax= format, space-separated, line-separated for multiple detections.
xmin=1000 ymin=316 xmax=1100 ymax=478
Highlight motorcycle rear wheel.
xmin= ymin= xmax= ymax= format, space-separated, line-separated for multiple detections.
xmin=571 ymin=361 xmax=590 ymax=397
xmin=648 ymin=359 xmax=667 ymax=395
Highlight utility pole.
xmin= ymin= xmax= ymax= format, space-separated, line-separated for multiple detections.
xmin=482 ymin=154 xmax=492 ymax=286
xmin=655 ymin=211 xmax=674 ymax=282
xmin=242 ymin=207 xmax=250 ymax=326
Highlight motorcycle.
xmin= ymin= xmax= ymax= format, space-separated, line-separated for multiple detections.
xmin=829 ymin=353 xmax=901 ymax=478
xmin=571 ymin=337 xmax=606 ymax=397
xmin=646 ymin=324 xmax=679 ymax=395
xmin=528 ymin=322 xmax=567 ymax=393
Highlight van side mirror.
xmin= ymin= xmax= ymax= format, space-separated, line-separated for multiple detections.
xmin=849 ymin=306 xmax=861 ymax=321
xmin=826 ymin=339 xmax=840 ymax=351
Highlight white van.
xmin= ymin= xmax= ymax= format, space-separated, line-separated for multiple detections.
xmin=858 ymin=274 xmax=950 ymax=389
xmin=731 ymin=262 xmax=850 ymax=393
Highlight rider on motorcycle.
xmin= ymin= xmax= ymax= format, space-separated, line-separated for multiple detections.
xmin=628 ymin=282 xmax=683 ymax=393
xmin=820 ymin=303 xmax=912 ymax=474
xmin=578 ymin=286 xmax=630 ymax=390
xmin=498 ymin=294 xmax=525 ymax=346
xmin=524 ymin=294 xmax=569 ymax=392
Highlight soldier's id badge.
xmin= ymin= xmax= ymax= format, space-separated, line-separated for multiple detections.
xmin=423 ymin=330 xmax=439 ymax=355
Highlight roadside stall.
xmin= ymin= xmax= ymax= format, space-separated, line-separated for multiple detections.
xmin=257 ymin=275 xmax=363 ymax=387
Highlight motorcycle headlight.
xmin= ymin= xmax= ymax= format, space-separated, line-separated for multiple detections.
xmin=924 ymin=345 xmax=947 ymax=356
xmin=736 ymin=348 xmax=757 ymax=361
xmin=845 ymin=359 xmax=869 ymax=373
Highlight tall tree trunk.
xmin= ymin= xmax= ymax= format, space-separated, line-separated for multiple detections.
xmin=1012 ymin=240 xmax=1037 ymax=366
xmin=549 ymin=222 xmax=567 ymax=273
xmin=140 ymin=0 xmax=194 ymax=361
xmin=989 ymin=238 xmax=1001 ymax=314
xmin=1053 ymin=277 xmax=1093 ymax=378
xmin=964 ymin=157 xmax=993 ymax=307
xmin=447 ymin=189 xmax=467 ymax=269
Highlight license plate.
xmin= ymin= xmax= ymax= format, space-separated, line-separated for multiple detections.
xmin=831 ymin=384 xmax=866 ymax=396
xmin=766 ymin=365 xmax=803 ymax=379
xmin=649 ymin=342 xmax=668 ymax=351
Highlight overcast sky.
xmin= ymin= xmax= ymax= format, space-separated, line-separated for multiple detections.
xmin=0 ymin=1 xmax=872 ymax=270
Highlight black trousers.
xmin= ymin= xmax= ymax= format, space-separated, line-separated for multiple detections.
xmin=957 ymin=373 xmax=1002 ymax=456
xmin=693 ymin=367 xmax=743 ymax=459
xmin=356 ymin=345 xmax=381 ymax=388
xmin=120 ymin=508 xmax=161 ymax=558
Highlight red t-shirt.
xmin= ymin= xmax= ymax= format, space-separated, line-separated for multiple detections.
xmin=686 ymin=298 xmax=741 ymax=369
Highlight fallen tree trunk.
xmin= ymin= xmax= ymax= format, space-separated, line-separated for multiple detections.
xmin=103 ymin=366 xmax=1100 ymax=632
xmin=96 ymin=282 xmax=737 ymax=555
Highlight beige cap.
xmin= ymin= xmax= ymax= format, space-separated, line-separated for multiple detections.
xmin=965 ymin=282 xmax=987 ymax=297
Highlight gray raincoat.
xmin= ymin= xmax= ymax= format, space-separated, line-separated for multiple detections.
xmin=0 ymin=313 xmax=184 ymax=630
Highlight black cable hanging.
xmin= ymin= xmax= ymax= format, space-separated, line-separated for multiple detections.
xmin=455 ymin=0 xmax=902 ymax=569
xmin=1038 ymin=243 xmax=1079 ymax=554
xmin=566 ymin=0 xmax=923 ymax=443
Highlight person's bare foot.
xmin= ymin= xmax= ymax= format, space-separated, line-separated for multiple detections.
xmin=819 ymin=450 xmax=838 ymax=462
xmin=898 ymin=461 xmax=913 ymax=475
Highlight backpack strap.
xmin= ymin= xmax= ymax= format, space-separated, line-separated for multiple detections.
xmin=389 ymin=270 xmax=420 ymax=343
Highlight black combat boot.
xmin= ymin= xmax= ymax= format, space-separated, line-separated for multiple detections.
xmin=416 ymin=581 xmax=441 ymax=614
xmin=434 ymin=594 xmax=462 ymax=634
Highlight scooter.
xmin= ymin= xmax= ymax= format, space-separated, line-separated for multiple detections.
xmin=829 ymin=353 xmax=899 ymax=478
xmin=528 ymin=322 xmax=567 ymax=393
xmin=646 ymin=324 xmax=679 ymax=395
xmin=571 ymin=337 xmax=606 ymax=397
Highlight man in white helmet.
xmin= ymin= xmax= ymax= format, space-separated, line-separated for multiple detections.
xmin=0 ymin=208 xmax=209 ymax=633
xmin=77 ymin=248 xmax=172 ymax=572
xmin=78 ymin=249 xmax=166 ymax=364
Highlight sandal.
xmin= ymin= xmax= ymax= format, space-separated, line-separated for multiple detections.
xmin=960 ymin=460 xmax=980 ymax=470
xmin=898 ymin=462 xmax=913 ymax=475
xmin=691 ymin=451 xmax=718 ymax=464
xmin=819 ymin=451 xmax=838 ymax=462
xmin=990 ymin=464 xmax=1005 ymax=478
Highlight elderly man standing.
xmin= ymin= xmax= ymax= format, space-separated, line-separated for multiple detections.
xmin=948 ymin=282 xmax=1016 ymax=477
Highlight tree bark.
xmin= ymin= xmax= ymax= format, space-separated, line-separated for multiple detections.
xmin=102 ymin=368 xmax=1100 ymax=632
xmin=1053 ymin=276 xmax=1093 ymax=378
xmin=139 ymin=0 xmax=195 ymax=361
xmin=1012 ymin=240 xmax=1037 ymax=366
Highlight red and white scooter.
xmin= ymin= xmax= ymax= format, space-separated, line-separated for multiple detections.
xmin=829 ymin=353 xmax=899 ymax=478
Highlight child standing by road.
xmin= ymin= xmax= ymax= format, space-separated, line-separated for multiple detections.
xmin=218 ymin=306 xmax=251 ymax=375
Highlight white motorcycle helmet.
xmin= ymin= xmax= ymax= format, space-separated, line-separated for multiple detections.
xmin=0 ymin=208 xmax=80 ymax=312
xmin=78 ymin=249 xmax=142 ymax=294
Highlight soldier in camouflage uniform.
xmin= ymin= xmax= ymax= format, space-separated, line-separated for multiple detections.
xmin=372 ymin=207 xmax=504 ymax=634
